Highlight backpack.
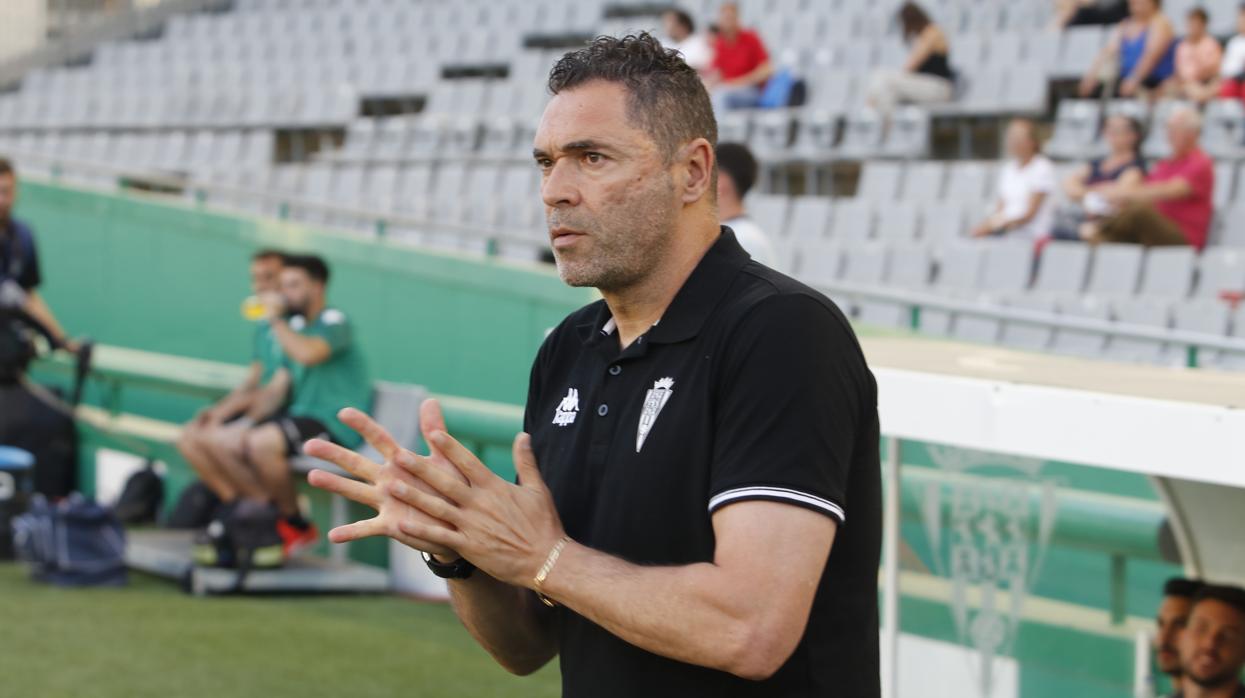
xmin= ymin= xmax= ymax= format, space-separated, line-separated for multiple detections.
xmin=193 ymin=499 xmax=284 ymax=592
xmin=12 ymin=494 xmax=127 ymax=587
xmin=114 ymin=462 xmax=163 ymax=525
xmin=758 ymin=68 xmax=806 ymax=109
xmin=164 ymin=480 xmax=220 ymax=530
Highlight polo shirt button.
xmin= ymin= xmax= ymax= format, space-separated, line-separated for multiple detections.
xmin=608 ymin=365 xmax=621 ymax=376
xmin=597 ymin=404 xmax=609 ymax=417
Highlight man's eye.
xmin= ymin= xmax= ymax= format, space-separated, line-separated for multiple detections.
xmin=585 ymin=153 xmax=604 ymax=164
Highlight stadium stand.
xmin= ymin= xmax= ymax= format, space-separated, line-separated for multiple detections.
xmin=1 ymin=0 xmax=1244 ymax=369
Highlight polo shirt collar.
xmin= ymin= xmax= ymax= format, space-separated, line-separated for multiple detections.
xmin=574 ymin=227 xmax=750 ymax=347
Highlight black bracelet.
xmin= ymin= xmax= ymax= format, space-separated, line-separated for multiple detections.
xmin=421 ymin=551 xmax=475 ymax=579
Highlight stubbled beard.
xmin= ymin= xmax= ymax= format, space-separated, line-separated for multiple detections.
xmin=548 ymin=173 xmax=678 ymax=292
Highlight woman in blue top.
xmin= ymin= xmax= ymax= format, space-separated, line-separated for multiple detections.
xmin=1079 ymin=0 xmax=1177 ymax=98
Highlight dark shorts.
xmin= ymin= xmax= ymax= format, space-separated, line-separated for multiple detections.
xmin=259 ymin=413 xmax=334 ymax=456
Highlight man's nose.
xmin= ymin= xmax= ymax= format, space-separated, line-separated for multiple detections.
xmin=542 ymin=161 xmax=581 ymax=209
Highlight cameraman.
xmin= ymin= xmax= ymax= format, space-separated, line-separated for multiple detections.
xmin=0 ymin=157 xmax=75 ymax=350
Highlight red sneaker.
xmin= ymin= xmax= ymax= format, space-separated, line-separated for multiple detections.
xmin=276 ymin=519 xmax=320 ymax=558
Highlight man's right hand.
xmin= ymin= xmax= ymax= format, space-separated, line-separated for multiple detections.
xmin=305 ymin=400 xmax=468 ymax=560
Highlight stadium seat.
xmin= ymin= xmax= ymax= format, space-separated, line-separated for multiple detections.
xmin=749 ymin=194 xmax=791 ymax=240
xmin=1138 ymin=247 xmax=1197 ymax=299
xmin=1000 ymin=294 xmax=1058 ymax=351
xmin=856 ymin=161 xmax=904 ymax=201
xmin=920 ymin=242 xmax=985 ymax=335
xmin=1045 ymin=99 xmax=1100 ymax=160
xmin=793 ymin=241 xmax=844 ymax=285
xmin=875 ymin=202 xmax=920 ymax=243
xmin=1203 ymin=100 xmax=1245 ymax=160
xmin=835 ymin=109 xmax=885 ymax=160
xmin=786 ymin=196 xmax=834 ymax=241
xmin=1165 ymin=298 xmax=1233 ymax=366
xmin=1142 ymin=101 xmax=1195 ymax=160
xmin=878 ymin=106 xmax=931 ymax=159
xmin=1031 ymin=241 xmax=1091 ymax=297
xmin=1085 ymin=243 xmax=1144 ymax=298
xmin=1195 ymin=248 xmax=1245 ymax=297
xmin=1052 ymin=296 xmax=1112 ymax=358
xmin=858 ymin=243 xmax=932 ymax=328
xmin=1056 ymin=25 xmax=1107 ymax=78
xmin=830 ymin=199 xmax=875 ymax=242
xmin=920 ymin=201 xmax=968 ymax=246
xmin=1107 ymin=297 xmax=1172 ymax=364
xmin=944 ymin=161 xmax=994 ymax=205
xmin=903 ymin=161 xmax=947 ymax=202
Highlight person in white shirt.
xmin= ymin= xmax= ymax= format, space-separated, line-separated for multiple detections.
xmin=971 ymin=119 xmax=1057 ymax=239
xmin=663 ymin=8 xmax=712 ymax=73
xmin=1217 ymin=4 xmax=1245 ymax=102
xmin=716 ymin=142 xmax=777 ymax=266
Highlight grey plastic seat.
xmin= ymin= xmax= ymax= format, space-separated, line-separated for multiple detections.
xmin=856 ymin=161 xmax=904 ymax=201
xmin=1032 ymin=241 xmax=1091 ymax=296
xmin=785 ymin=196 xmax=833 ymax=241
xmin=921 ymin=242 xmax=986 ymax=336
xmin=1086 ymin=243 xmax=1144 ymax=297
xmin=1214 ymin=161 xmax=1238 ymax=209
xmin=903 ymin=161 xmax=947 ymax=202
xmin=1002 ymin=66 xmax=1049 ymax=114
xmin=950 ymin=238 xmax=1034 ymax=341
xmin=1046 ymin=99 xmax=1102 ymax=160
xmin=1138 ymin=246 xmax=1197 ymax=299
xmin=749 ymin=195 xmax=791 ymax=240
xmin=1218 ymin=305 xmax=1245 ymax=370
xmin=794 ymin=241 xmax=844 ymax=285
xmin=717 ymin=111 xmax=751 ymax=145
xmin=830 ymin=199 xmax=875 ymax=242
xmin=1142 ymin=101 xmax=1195 ymax=160
xmin=835 ymin=108 xmax=884 ymax=159
xmin=1058 ymin=26 xmax=1106 ymax=77
xmin=875 ymin=202 xmax=920 ymax=243
xmin=920 ymin=201 xmax=967 ymax=245
xmin=752 ymin=110 xmax=796 ymax=160
xmin=1203 ymin=99 xmax=1245 ymax=160
xmin=1051 ymin=296 xmax=1112 ymax=358
xmin=878 ymin=106 xmax=931 ymax=159
xmin=944 ymin=161 xmax=994 ymax=205
xmin=1000 ymin=294 xmax=1058 ymax=352
xmin=1108 ymin=297 xmax=1172 ymax=364
xmin=1217 ymin=204 xmax=1245 ymax=248
xmin=1164 ymin=298 xmax=1233 ymax=366
xmin=1195 ymin=248 xmax=1245 ymax=297
xmin=841 ymin=243 xmax=891 ymax=321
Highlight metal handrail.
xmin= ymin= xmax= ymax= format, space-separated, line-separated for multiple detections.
xmin=817 ymin=279 xmax=1245 ymax=366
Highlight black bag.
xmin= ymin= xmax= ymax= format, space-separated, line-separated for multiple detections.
xmin=114 ymin=462 xmax=163 ymax=525
xmin=193 ymin=499 xmax=284 ymax=592
xmin=0 ymin=383 xmax=77 ymax=498
xmin=164 ymin=480 xmax=220 ymax=530
xmin=12 ymin=493 xmax=127 ymax=587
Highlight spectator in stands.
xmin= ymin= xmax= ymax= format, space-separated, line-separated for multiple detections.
xmin=1216 ymin=4 xmax=1245 ymax=103
xmin=246 ymin=254 xmax=372 ymax=556
xmin=703 ymin=2 xmax=774 ymax=112
xmin=0 ymin=157 xmax=76 ymax=351
xmin=1055 ymin=0 xmax=1129 ymax=28
xmin=1058 ymin=115 xmax=1147 ymax=240
xmin=1079 ymin=0 xmax=1177 ymax=99
xmin=178 ymin=250 xmax=290 ymax=522
xmin=971 ymin=119 xmax=1058 ymax=239
xmin=1167 ymin=8 xmax=1224 ymax=104
xmin=865 ymin=2 xmax=954 ymax=117
xmin=1155 ymin=577 xmax=1206 ymax=696
xmin=715 ymin=142 xmax=777 ymax=266
xmin=663 ymin=8 xmax=712 ymax=73
xmin=1086 ymin=106 xmax=1214 ymax=248
xmin=1174 ymin=584 xmax=1245 ymax=698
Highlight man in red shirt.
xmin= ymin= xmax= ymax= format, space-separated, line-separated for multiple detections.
xmin=704 ymin=2 xmax=774 ymax=112
xmin=1089 ymin=105 xmax=1214 ymax=249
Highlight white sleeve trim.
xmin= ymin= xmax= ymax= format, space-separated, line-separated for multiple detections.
xmin=708 ymin=486 xmax=845 ymax=522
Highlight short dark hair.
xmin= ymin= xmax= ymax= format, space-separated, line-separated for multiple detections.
xmin=1189 ymin=7 xmax=1208 ymax=22
xmin=282 ymin=254 xmax=330 ymax=284
xmin=1164 ymin=577 xmax=1206 ymax=599
xmin=251 ymin=248 xmax=286 ymax=264
xmin=0 ymin=157 xmax=14 ymax=179
xmin=547 ymin=33 xmax=717 ymax=160
xmin=1192 ymin=584 xmax=1245 ymax=617
xmin=715 ymin=142 xmax=758 ymax=197
xmin=665 ymin=8 xmax=695 ymax=34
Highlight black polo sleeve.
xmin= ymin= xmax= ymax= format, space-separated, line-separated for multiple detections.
xmin=6 ymin=222 xmax=41 ymax=290
xmin=708 ymin=293 xmax=866 ymax=524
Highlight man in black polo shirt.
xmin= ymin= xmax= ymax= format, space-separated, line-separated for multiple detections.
xmin=0 ymin=157 xmax=75 ymax=349
xmin=307 ymin=33 xmax=881 ymax=697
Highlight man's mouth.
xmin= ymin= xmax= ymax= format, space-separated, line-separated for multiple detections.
xmin=550 ymin=227 xmax=586 ymax=249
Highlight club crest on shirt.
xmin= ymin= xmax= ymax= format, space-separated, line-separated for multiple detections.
xmin=552 ymin=388 xmax=579 ymax=427
xmin=636 ymin=377 xmax=674 ymax=452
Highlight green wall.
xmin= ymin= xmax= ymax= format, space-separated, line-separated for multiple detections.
xmin=18 ymin=181 xmax=594 ymax=406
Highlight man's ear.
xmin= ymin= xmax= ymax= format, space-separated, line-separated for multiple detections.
xmin=676 ymin=137 xmax=715 ymax=205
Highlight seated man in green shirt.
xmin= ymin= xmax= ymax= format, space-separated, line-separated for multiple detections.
xmin=245 ymin=254 xmax=372 ymax=556
xmin=177 ymin=249 xmax=290 ymax=512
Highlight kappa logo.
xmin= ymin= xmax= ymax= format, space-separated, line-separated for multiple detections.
xmin=552 ymin=388 xmax=580 ymax=427
xmin=636 ymin=377 xmax=674 ymax=452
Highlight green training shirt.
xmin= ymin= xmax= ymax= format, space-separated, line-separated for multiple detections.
xmin=286 ymin=308 xmax=372 ymax=447
xmin=251 ymin=320 xmax=285 ymax=384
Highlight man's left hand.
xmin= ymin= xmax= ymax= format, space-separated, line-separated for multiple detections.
xmin=387 ymin=430 xmax=566 ymax=589
xmin=259 ymin=292 xmax=287 ymax=321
